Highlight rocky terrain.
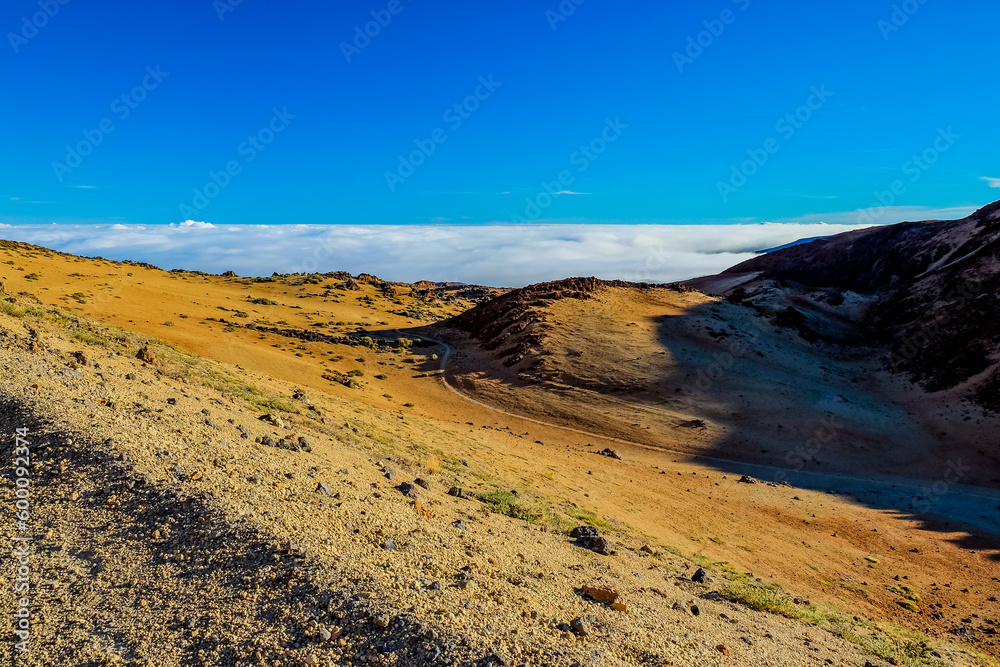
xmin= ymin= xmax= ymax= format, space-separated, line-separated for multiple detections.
xmin=695 ymin=199 xmax=1000 ymax=410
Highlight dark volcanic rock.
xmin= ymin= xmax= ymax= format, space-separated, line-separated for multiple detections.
xmin=577 ymin=535 xmax=612 ymax=556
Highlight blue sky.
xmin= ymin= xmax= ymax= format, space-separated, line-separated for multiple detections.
xmin=2 ymin=0 xmax=998 ymax=229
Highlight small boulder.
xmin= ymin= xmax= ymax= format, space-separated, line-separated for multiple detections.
xmin=582 ymin=584 xmax=620 ymax=604
xmin=570 ymin=525 xmax=599 ymax=538
xmin=259 ymin=414 xmax=284 ymax=428
xmin=578 ymin=535 xmax=612 ymax=556
xmin=135 ymin=346 xmax=159 ymax=366
xmin=692 ymin=568 xmax=707 ymax=583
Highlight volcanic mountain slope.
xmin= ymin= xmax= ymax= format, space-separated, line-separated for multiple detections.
xmin=434 ymin=275 xmax=999 ymax=489
xmin=695 ymin=199 xmax=1000 ymax=410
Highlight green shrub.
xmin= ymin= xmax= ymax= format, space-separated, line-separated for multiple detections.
xmin=475 ymin=490 xmax=540 ymax=523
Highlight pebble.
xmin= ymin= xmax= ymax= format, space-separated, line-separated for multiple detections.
xmin=382 ymin=539 xmax=396 ymax=551
xmin=570 ymin=617 xmax=592 ymax=636
xmin=383 ymin=466 xmax=396 ymax=480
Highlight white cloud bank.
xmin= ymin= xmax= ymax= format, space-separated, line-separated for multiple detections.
xmin=0 ymin=218 xmax=962 ymax=287
xmin=982 ymin=177 xmax=1000 ymax=189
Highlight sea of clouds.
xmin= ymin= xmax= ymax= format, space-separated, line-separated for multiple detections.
xmin=0 ymin=221 xmax=935 ymax=287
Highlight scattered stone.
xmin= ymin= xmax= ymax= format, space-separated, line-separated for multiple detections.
xmin=599 ymin=448 xmax=622 ymax=460
xmin=692 ymin=568 xmax=707 ymax=583
xmin=570 ymin=617 xmax=592 ymax=636
xmin=259 ymin=414 xmax=284 ymax=429
xmin=448 ymin=486 xmax=469 ymax=499
xmin=414 ymin=477 xmax=430 ymax=490
xmin=397 ymin=482 xmax=417 ymax=498
xmin=382 ymin=539 xmax=396 ymax=551
xmin=738 ymin=475 xmax=758 ymax=484
xmin=570 ymin=525 xmax=599 ymax=538
xmin=297 ymin=436 xmax=311 ymax=451
xmin=276 ymin=438 xmax=301 ymax=452
xmin=716 ymin=644 xmax=730 ymax=656
xmin=135 ymin=346 xmax=159 ymax=365
xmin=582 ymin=584 xmax=620 ymax=604
xmin=383 ymin=466 xmax=396 ymax=480
xmin=374 ymin=616 xmax=390 ymax=628
xmin=690 ymin=605 xmax=700 ymax=616
xmin=577 ymin=535 xmax=612 ymax=556
xmin=316 ymin=482 xmax=333 ymax=496
xmin=610 ymin=602 xmax=627 ymax=612
xmin=166 ymin=398 xmax=178 ymax=405
xmin=453 ymin=520 xmax=467 ymax=531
